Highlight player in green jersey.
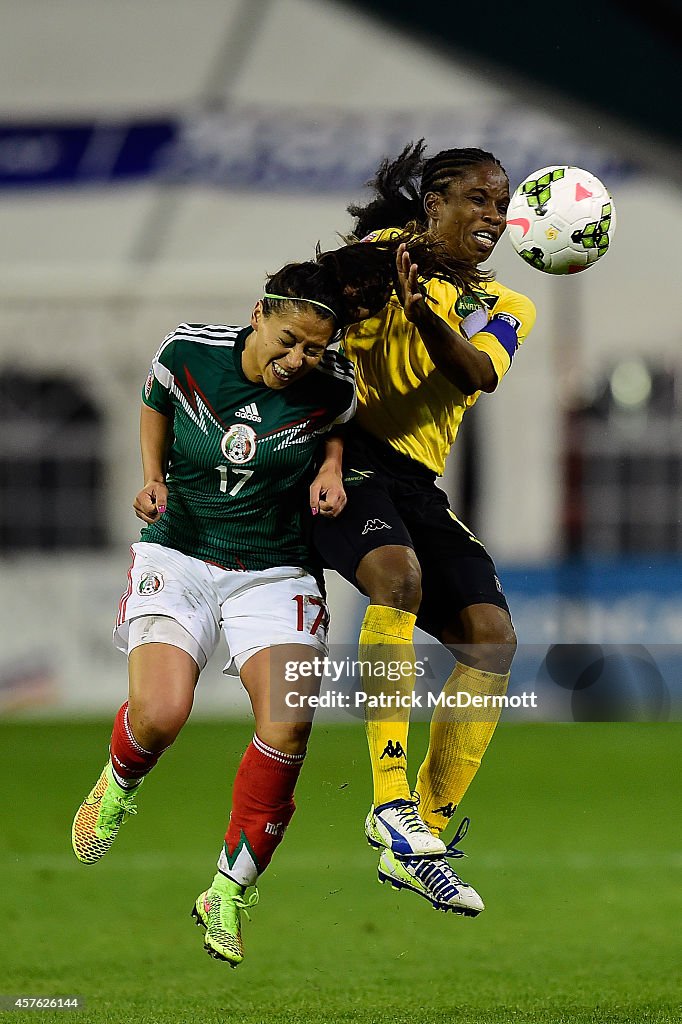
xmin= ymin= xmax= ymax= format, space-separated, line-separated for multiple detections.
xmin=71 ymin=247 xmax=393 ymax=966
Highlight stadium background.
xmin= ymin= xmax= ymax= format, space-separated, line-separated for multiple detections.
xmin=0 ymin=3 xmax=680 ymax=1022
xmin=1 ymin=0 xmax=681 ymax=716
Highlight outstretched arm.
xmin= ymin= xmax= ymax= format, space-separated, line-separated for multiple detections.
xmin=395 ymin=243 xmax=498 ymax=395
xmin=133 ymin=404 xmax=171 ymax=524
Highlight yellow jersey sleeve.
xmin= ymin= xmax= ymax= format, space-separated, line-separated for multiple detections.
xmin=424 ymin=277 xmax=536 ymax=384
xmin=470 ymin=289 xmax=536 ymax=383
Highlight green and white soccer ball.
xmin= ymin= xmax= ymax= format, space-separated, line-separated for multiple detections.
xmin=506 ymin=165 xmax=616 ymax=274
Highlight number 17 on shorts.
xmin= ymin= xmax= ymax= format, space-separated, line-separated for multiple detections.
xmin=292 ymin=593 xmax=329 ymax=641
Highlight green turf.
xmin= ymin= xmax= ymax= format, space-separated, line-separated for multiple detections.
xmin=0 ymin=720 xmax=680 ymax=1024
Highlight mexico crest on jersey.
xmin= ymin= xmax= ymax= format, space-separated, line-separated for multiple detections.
xmin=221 ymin=423 xmax=257 ymax=464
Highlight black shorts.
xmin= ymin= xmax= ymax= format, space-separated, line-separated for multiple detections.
xmin=312 ymin=427 xmax=510 ymax=640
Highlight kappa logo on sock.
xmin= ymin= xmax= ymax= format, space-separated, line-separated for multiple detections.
xmin=362 ymin=518 xmax=391 ymax=535
xmin=433 ymin=801 xmax=457 ymax=819
xmin=380 ymin=740 xmax=406 ymax=760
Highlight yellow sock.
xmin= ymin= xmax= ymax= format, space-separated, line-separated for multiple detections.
xmin=359 ymin=604 xmax=417 ymax=806
xmin=415 ymin=662 xmax=509 ymax=833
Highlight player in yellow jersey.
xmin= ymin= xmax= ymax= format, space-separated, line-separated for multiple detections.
xmin=313 ymin=142 xmax=536 ymax=915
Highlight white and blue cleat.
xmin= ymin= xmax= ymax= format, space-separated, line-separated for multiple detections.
xmin=377 ymin=816 xmax=485 ymax=916
xmin=377 ymin=848 xmax=485 ymax=915
xmin=365 ymin=798 xmax=447 ymax=858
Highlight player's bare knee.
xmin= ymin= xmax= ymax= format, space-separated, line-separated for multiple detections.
xmin=262 ymin=721 xmax=312 ymax=755
xmin=284 ymin=720 xmax=312 ymax=752
xmin=460 ymin=608 xmax=517 ymax=674
xmin=356 ymin=546 xmax=422 ymax=612
xmin=373 ymin=570 xmax=421 ymax=612
xmin=129 ymin=696 xmax=191 ymax=752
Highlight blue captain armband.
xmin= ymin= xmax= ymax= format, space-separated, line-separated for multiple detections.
xmin=481 ymin=313 xmax=521 ymax=360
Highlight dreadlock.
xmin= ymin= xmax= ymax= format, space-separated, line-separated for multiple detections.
xmin=348 ymin=140 xmax=507 ymax=293
xmin=262 ymin=234 xmax=456 ymax=332
xmin=315 ymin=236 xmax=462 ymax=325
xmin=262 ymin=239 xmax=427 ymax=331
xmin=348 ymin=141 xmax=427 ymax=238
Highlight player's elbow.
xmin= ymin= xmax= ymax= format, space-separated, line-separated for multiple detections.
xmin=478 ymin=372 xmax=499 ymax=394
xmin=468 ymin=354 xmax=498 ymax=395
xmin=460 ymin=365 xmax=498 ymax=395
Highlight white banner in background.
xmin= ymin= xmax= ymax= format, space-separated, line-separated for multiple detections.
xmin=0 ymin=555 xmax=251 ymax=716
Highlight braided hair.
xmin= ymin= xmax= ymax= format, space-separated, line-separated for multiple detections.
xmin=348 ymin=140 xmax=507 ymax=292
xmin=263 ymin=236 xmax=453 ymax=330
xmin=421 ymin=146 xmax=505 ymax=204
xmin=263 ymin=244 xmax=400 ymax=330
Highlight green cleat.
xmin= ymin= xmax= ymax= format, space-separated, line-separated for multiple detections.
xmin=191 ymin=873 xmax=259 ymax=966
xmin=71 ymin=763 xmax=140 ymax=864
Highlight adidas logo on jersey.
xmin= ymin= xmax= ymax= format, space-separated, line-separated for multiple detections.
xmin=235 ymin=402 xmax=262 ymax=422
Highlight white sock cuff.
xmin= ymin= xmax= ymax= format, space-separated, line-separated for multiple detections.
xmin=253 ymin=733 xmax=305 ymax=764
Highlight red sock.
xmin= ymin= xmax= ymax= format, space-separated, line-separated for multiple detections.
xmin=218 ymin=734 xmax=305 ymax=886
xmin=109 ymin=701 xmax=161 ymax=788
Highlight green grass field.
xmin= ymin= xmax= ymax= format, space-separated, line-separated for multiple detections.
xmin=1 ymin=720 xmax=680 ymax=1024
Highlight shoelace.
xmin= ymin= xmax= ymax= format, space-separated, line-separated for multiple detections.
xmin=444 ymin=816 xmax=470 ymax=861
xmin=411 ymin=817 xmax=472 ymax=892
xmin=231 ymin=889 xmax=260 ymax=922
xmin=393 ymin=802 xmax=433 ymax=834
xmin=412 ymin=857 xmax=464 ymax=897
xmin=99 ymin=792 xmax=138 ymax=830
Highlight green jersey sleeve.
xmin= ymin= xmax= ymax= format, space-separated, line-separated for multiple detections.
xmin=315 ymin=349 xmax=356 ymax=426
xmin=142 ymin=332 xmax=176 ymax=416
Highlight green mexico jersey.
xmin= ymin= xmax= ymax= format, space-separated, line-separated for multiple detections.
xmin=140 ymin=323 xmax=355 ymax=571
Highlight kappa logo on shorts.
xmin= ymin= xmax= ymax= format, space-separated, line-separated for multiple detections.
xmin=138 ymin=571 xmax=164 ymax=596
xmin=494 ymin=575 xmax=504 ymax=593
xmin=221 ymin=423 xmax=257 ymax=464
xmin=362 ymin=519 xmax=391 ymax=535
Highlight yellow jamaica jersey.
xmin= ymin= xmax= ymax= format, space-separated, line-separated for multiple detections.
xmin=343 ymin=230 xmax=536 ymax=475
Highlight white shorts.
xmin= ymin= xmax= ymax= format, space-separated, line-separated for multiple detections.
xmin=114 ymin=542 xmax=329 ymax=674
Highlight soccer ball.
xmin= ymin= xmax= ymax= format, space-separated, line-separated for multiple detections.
xmin=506 ymin=166 xmax=616 ymax=274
